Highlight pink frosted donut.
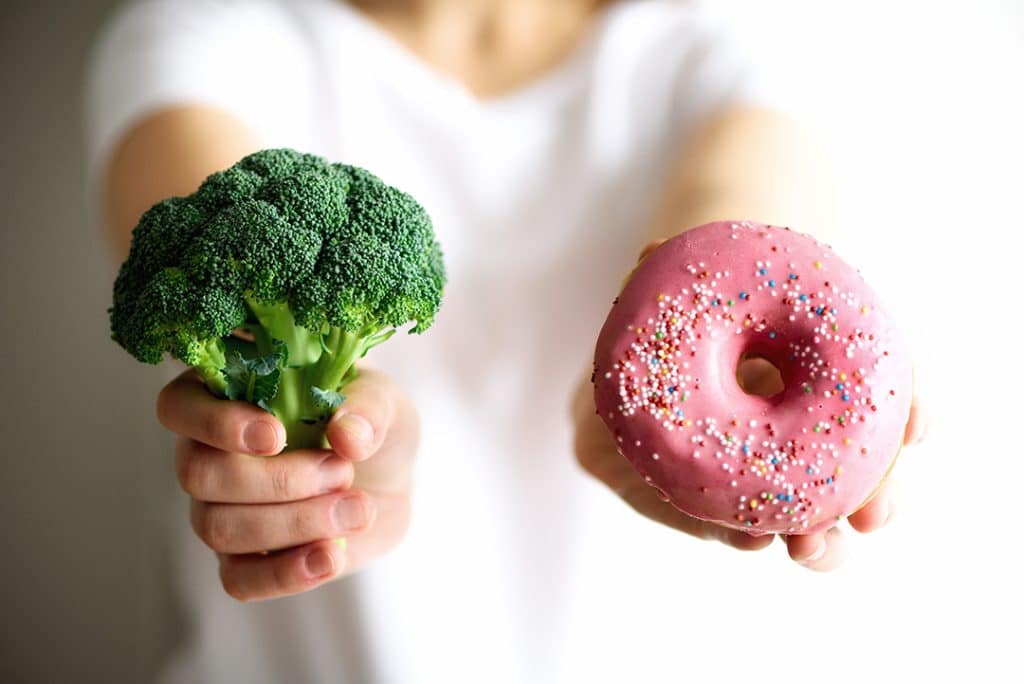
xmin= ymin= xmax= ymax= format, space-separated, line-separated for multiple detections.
xmin=592 ymin=220 xmax=912 ymax=535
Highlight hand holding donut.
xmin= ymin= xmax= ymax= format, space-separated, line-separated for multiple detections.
xmin=574 ymin=222 xmax=926 ymax=571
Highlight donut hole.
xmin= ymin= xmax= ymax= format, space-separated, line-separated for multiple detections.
xmin=736 ymin=355 xmax=785 ymax=398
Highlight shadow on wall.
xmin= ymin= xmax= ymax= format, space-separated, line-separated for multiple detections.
xmin=0 ymin=2 xmax=186 ymax=682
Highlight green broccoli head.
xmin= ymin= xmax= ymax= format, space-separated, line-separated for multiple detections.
xmin=110 ymin=148 xmax=445 ymax=448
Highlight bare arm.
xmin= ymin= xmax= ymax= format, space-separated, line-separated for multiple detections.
xmin=102 ymin=105 xmax=260 ymax=261
xmin=651 ymin=104 xmax=837 ymax=242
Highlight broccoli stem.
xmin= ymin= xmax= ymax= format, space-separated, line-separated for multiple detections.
xmin=270 ymin=326 xmax=392 ymax=449
xmin=273 ymin=367 xmax=330 ymax=449
xmin=241 ymin=298 xmax=323 ymax=446
xmin=245 ymin=298 xmax=324 ymax=365
xmin=227 ymin=298 xmax=400 ymax=449
xmin=314 ymin=327 xmax=366 ymax=395
xmin=269 ymin=333 xmax=360 ymax=449
xmin=194 ymin=338 xmax=228 ymax=395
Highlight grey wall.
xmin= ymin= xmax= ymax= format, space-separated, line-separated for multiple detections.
xmin=1 ymin=3 xmax=183 ymax=682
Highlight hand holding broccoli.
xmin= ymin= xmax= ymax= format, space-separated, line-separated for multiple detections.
xmin=158 ymin=364 xmax=417 ymax=600
xmin=111 ymin=149 xmax=444 ymax=599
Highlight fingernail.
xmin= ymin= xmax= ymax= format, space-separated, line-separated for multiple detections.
xmin=336 ymin=412 xmax=374 ymax=447
xmin=800 ymin=539 xmax=827 ymax=565
xmin=318 ymin=454 xmax=349 ymax=492
xmin=334 ymin=495 xmax=370 ymax=532
xmin=305 ymin=548 xmax=334 ymax=578
xmin=243 ymin=421 xmax=278 ymax=453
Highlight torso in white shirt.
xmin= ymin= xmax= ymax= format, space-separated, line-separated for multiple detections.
xmin=88 ymin=1 xmax=769 ymax=680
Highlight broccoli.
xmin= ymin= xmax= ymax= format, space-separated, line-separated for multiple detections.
xmin=110 ymin=148 xmax=445 ymax=449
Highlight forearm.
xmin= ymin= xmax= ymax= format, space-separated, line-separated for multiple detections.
xmin=650 ymin=105 xmax=837 ymax=244
xmin=102 ymin=105 xmax=260 ymax=261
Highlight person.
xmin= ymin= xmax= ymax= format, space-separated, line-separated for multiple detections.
xmin=88 ymin=0 xmax=925 ymax=681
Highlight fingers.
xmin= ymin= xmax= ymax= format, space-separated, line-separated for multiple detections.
xmin=847 ymin=479 xmax=896 ymax=533
xmin=780 ymin=478 xmax=897 ymax=572
xmin=616 ymin=476 xmax=775 ymax=551
xmin=622 ymin=239 xmax=670 ymax=290
xmin=157 ymin=370 xmax=285 ymax=455
xmin=216 ymin=491 xmax=411 ymax=602
xmin=786 ymin=527 xmax=847 ymax=571
xmin=326 ymin=367 xmax=402 ymax=463
xmin=574 ymin=382 xmax=773 ymax=552
xmin=191 ymin=490 xmax=375 ymax=554
xmin=218 ymin=539 xmax=345 ymax=602
xmin=903 ymin=394 xmax=928 ymax=446
xmin=160 ymin=366 xmax=417 ymax=601
xmin=577 ymin=364 xmax=914 ymax=571
xmin=735 ymin=355 xmax=785 ymax=397
xmin=175 ymin=440 xmax=354 ymax=504
xmin=637 ymin=238 xmax=668 ymax=262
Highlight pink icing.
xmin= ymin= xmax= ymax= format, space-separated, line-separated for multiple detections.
xmin=592 ymin=221 xmax=912 ymax=535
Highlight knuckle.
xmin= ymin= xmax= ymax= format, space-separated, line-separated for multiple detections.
xmin=289 ymin=503 xmax=323 ymax=542
xmin=155 ymin=383 xmax=176 ymax=428
xmin=220 ymin=570 xmax=250 ymax=603
xmin=198 ymin=507 xmax=233 ymax=551
xmin=176 ymin=450 xmax=209 ymax=497
xmin=353 ymin=375 xmax=396 ymax=426
xmin=267 ymin=460 xmax=293 ymax=500
xmin=202 ymin=410 xmax=228 ymax=448
xmin=345 ymin=491 xmax=374 ymax=533
xmin=271 ymin=558 xmax=294 ymax=594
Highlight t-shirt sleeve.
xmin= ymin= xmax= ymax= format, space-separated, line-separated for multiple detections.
xmin=85 ymin=0 xmax=318 ymax=181
xmin=670 ymin=8 xmax=794 ymax=127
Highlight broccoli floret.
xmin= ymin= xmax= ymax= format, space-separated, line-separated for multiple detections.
xmin=110 ymin=149 xmax=445 ymax=449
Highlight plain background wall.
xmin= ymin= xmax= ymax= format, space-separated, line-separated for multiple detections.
xmin=1 ymin=1 xmax=1022 ymax=682
xmin=1 ymin=2 xmax=184 ymax=682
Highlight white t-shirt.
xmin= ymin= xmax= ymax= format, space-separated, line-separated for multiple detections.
xmin=88 ymin=2 xmax=774 ymax=681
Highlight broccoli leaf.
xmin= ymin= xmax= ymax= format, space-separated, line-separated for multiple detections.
xmin=273 ymin=338 xmax=289 ymax=367
xmin=311 ymin=386 xmax=346 ymax=412
xmin=224 ymin=342 xmax=287 ymax=412
xmin=253 ymin=371 xmax=282 ymax=412
xmin=249 ymin=339 xmax=288 ymax=374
